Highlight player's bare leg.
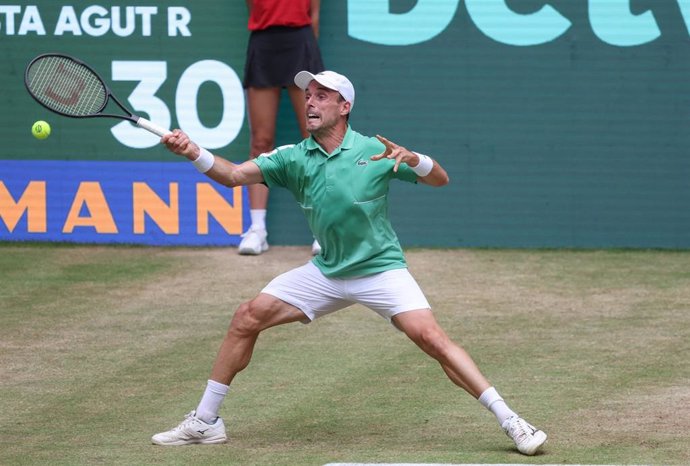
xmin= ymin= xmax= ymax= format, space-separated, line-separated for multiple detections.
xmin=152 ymin=294 xmax=306 ymax=446
xmin=392 ymin=309 xmax=547 ymax=455
xmin=392 ymin=309 xmax=490 ymax=396
xmin=209 ymin=293 xmax=306 ymax=385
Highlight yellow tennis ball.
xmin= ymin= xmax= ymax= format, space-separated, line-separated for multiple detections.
xmin=32 ymin=120 xmax=51 ymax=140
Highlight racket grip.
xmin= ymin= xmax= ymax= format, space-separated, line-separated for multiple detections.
xmin=136 ymin=117 xmax=172 ymax=137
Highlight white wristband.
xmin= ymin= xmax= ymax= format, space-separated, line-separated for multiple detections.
xmin=410 ymin=152 xmax=433 ymax=177
xmin=192 ymin=147 xmax=214 ymax=173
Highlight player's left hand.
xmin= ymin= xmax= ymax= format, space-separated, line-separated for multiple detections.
xmin=371 ymin=134 xmax=418 ymax=172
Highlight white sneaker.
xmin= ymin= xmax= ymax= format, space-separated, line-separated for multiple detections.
xmin=152 ymin=411 xmax=227 ymax=446
xmin=311 ymin=239 xmax=322 ymax=256
xmin=502 ymin=416 xmax=547 ymax=456
xmin=238 ymin=228 xmax=268 ymax=255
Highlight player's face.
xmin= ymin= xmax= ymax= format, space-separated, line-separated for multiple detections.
xmin=304 ymin=82 xmax=348 ymax=134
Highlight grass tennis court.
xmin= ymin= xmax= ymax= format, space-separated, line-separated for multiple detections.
xmin=1 ymin=244 xmax=688 ymax=465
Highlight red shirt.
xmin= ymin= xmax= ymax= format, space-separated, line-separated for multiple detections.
xmin=248 ymin=0 xmax=313 ymax=31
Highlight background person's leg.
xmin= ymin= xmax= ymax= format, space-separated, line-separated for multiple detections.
xmin=240 ymin=87 xmax=282 ymax=255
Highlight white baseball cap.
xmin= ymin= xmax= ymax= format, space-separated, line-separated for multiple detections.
xmin=294 ymin=70 xmax=355 ymax=110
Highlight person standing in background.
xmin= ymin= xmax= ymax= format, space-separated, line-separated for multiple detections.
xmin=239 ymin=0 xmax=325 ymax=255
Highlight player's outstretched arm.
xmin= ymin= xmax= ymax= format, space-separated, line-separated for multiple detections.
xmin=161 ymin=129 xmax=264 ymax=188
xmin=371 ymin=134 xmax=449 ymax=187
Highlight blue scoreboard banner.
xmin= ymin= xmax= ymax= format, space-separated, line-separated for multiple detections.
xmin=0 ymin=160 xmax=248 ymax=246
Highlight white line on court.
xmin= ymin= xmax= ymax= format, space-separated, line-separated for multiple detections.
xmin=324 ymin=464 xmax=646 ymax=466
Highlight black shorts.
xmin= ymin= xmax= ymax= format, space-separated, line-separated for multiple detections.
xmin=243 ymin=25 xmax=325 ymax=89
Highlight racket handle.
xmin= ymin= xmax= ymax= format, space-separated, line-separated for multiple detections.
xmin=136 ymin=117 xmax=172 ymax=137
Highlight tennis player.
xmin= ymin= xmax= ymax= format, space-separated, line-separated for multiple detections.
xmin=154 ymin=70 xmax=548 ymax=456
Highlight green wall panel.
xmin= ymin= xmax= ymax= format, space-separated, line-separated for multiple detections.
xmin=1 ymin=1 xmax=689 ymax=247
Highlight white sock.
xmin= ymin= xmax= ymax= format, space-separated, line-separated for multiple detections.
xmin=478 ymin=386 xmax=518 ymax=426
xmin=249 ymin=209 xmax=267 ymax=231
xmin=196 ymin=379 xmax=229 ymax=424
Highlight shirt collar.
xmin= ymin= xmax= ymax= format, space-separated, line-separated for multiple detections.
xmin=305 ymin=125 xmax=354 ymax=158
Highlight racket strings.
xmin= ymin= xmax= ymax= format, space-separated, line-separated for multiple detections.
xmin=27 ymin=56 xmax=107 ymax=117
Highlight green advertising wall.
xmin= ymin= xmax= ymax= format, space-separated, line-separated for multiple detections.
xmin=2 ymin=1 xmax=689 ymax=248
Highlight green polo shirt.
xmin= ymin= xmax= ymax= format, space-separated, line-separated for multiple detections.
xmin=253 ymin=126 xmax=419 ymax=277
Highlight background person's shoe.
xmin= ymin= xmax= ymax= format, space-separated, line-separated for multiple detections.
xmin=311 ymin=239 xmax=321 ymax=256
xmin=238 ymin=228 xmax=268 ymax=255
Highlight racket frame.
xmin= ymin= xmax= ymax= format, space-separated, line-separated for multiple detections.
xmin=24 ymin=53 xmax=169 ymax=137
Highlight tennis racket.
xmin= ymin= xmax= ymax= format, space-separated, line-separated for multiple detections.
xmin=24 ymin=53 xmax=170 ymax=137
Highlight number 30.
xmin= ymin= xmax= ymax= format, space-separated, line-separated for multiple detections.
xmin=110 ymin=60 xmax=244 ymax=150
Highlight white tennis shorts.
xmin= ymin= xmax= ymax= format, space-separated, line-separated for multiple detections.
xmin=261 ymin=261 xmax=431 ymax=323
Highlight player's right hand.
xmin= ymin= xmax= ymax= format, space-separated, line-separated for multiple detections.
xmin=162 ymin=129 xmax=200 ymax=161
